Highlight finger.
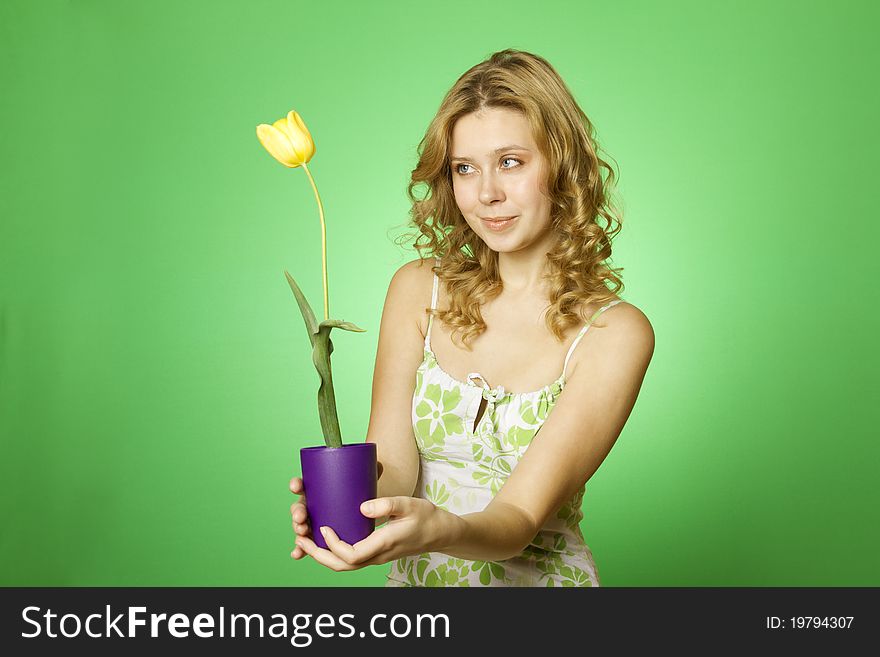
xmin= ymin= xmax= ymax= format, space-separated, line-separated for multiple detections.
xmin=290 ymin=545 xmax=307 ymax=560
xmin=349 ymin=526 xmax=398 ymax=566
xmin=291 ymin=509 xmax=310 ymax=531
xmin=323 ymin=526 xmax=400 ymax=567
xmin=291 ymin=504 xmax=309 ymax=524
xmin=361 ymin=496 xmax=407 ymax=519
xmin=319 ymin=526 xmax=376 ymax=566
xmin=289 ymin=477 xmax=303 ymax=494
xmin=295 ymin=535 xmax=357 ymax=572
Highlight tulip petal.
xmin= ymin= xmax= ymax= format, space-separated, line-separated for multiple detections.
xmin=286 ymin=111 xmax=315 ymax=164
xmin=291 ymin=111 xmax=315 ymax=149
xmin=256 ymin=123 xmax=300 ymax=167
xmin=273 ymin=116 xmax=293 ymax=140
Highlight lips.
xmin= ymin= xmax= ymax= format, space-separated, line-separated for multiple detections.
xmin=481 ymin=216 xmax=517 ymax=231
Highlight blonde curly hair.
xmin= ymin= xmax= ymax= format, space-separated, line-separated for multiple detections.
xmin=393 ymin=48 xmax=625 ymax=351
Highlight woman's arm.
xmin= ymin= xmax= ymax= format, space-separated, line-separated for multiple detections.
xmin=426 ymin=304 xmax=655 ymax=562
xmin=296 ymin=302 xmax=655 ymax=570
xmin=364 ymin=259 xmax=435 ymax=518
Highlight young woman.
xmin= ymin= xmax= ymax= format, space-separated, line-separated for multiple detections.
xmin=289 ymin=49 xmax=654 ymax=586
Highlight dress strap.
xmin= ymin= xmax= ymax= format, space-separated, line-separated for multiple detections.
xmin=425 ymin=257 xmax=440 ymax=350
xmin=561 ymin=299 xmax=624 ymax=379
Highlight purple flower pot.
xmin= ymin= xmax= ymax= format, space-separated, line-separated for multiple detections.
xmin=300 ymin=442 xmax=378 ymax=550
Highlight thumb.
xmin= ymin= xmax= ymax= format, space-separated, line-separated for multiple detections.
xmin=360 ymin=497 xmax=403 ymax=518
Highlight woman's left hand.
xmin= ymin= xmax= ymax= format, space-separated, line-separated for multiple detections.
xmin=293 ymin=497 xmax=460 ymax=571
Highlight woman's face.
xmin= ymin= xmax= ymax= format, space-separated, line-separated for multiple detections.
xmin=449 ymin=107 xmax=553 ymax=254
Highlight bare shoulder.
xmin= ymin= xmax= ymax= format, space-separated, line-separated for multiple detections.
xmin=387 ymin=257 xmax=437 ymax=338
xmin=569 ymin=299 xmax=655 ymax=378
xmin=394 ymin=256 xmax=437 ymax=278
xmin=600 ymin=301 xmax=654 ymax=351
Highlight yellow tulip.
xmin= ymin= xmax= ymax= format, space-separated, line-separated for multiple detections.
xmin=258 ymin=106 xmax=367 ymax=449
xmin=256 ymin=110 xmax=316 ymax=168
xmin=256 ymin=108 xmax=329 ymax=322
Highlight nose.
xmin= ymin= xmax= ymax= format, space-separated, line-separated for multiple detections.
xmin=478 ymin=170 xmax=505 ymax=205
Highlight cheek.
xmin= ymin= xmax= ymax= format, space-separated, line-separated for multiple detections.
xmin=462 ymin=215 xmax=480 ymax=234
xmin=453 ymin=188 xmax=479 ymax=220
xmin=453 ymin=180 xmax=474 ymax=203
xmin=511 ymin=176 xmax=542 ymax=201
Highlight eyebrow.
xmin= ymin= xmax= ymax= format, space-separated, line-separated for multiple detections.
xmin=449 ymin=145 xmax=531 ymax=162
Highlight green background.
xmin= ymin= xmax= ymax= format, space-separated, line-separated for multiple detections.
xmin=1 ymin=0 xmax=877 ymax=587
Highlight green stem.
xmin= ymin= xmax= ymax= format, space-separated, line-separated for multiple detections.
xmin=300 ymin=162 xmax=328 ymax=321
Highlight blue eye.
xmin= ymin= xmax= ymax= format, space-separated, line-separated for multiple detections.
xmin=454 ymin=157 xmax=522 ymax=175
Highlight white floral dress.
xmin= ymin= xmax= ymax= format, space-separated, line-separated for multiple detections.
xmin=385 ymin=258 xmax=624 ymax=587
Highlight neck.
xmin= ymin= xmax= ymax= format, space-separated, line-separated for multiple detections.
xmin=496 ymin=235 xmax=556 ymax=296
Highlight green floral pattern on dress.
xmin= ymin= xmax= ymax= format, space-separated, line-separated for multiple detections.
xmin=414 ymin=383 xmax=464 ymax=451
xmin=385 ymin=346 xmax=601 ymax=588
xmin=385 ymin=268 xmax=619 ymax=588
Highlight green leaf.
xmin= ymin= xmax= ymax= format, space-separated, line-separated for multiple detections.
xmin=284 ymin=271 xmax=367 ymax=448
xmin=310 ymin=327 xmax=342 ymax=448
xmin=284 ymin=270 xmax=319 ymax=340
xmin=318 ymin=318 xmax=367 ymax=333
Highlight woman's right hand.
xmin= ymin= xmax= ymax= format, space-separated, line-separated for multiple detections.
xmin=289 ymin=476 xmax=311 ymax=560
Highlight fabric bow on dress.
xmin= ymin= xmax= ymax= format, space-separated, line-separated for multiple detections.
xmin=467 ymin=373 xmax=506 ymax=402
xmin=467 ymin=372 xmax=507 ymax=433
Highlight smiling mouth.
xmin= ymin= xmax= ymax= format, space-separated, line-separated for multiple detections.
xmin=481 ymin=216 xmax=517 ymax=231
